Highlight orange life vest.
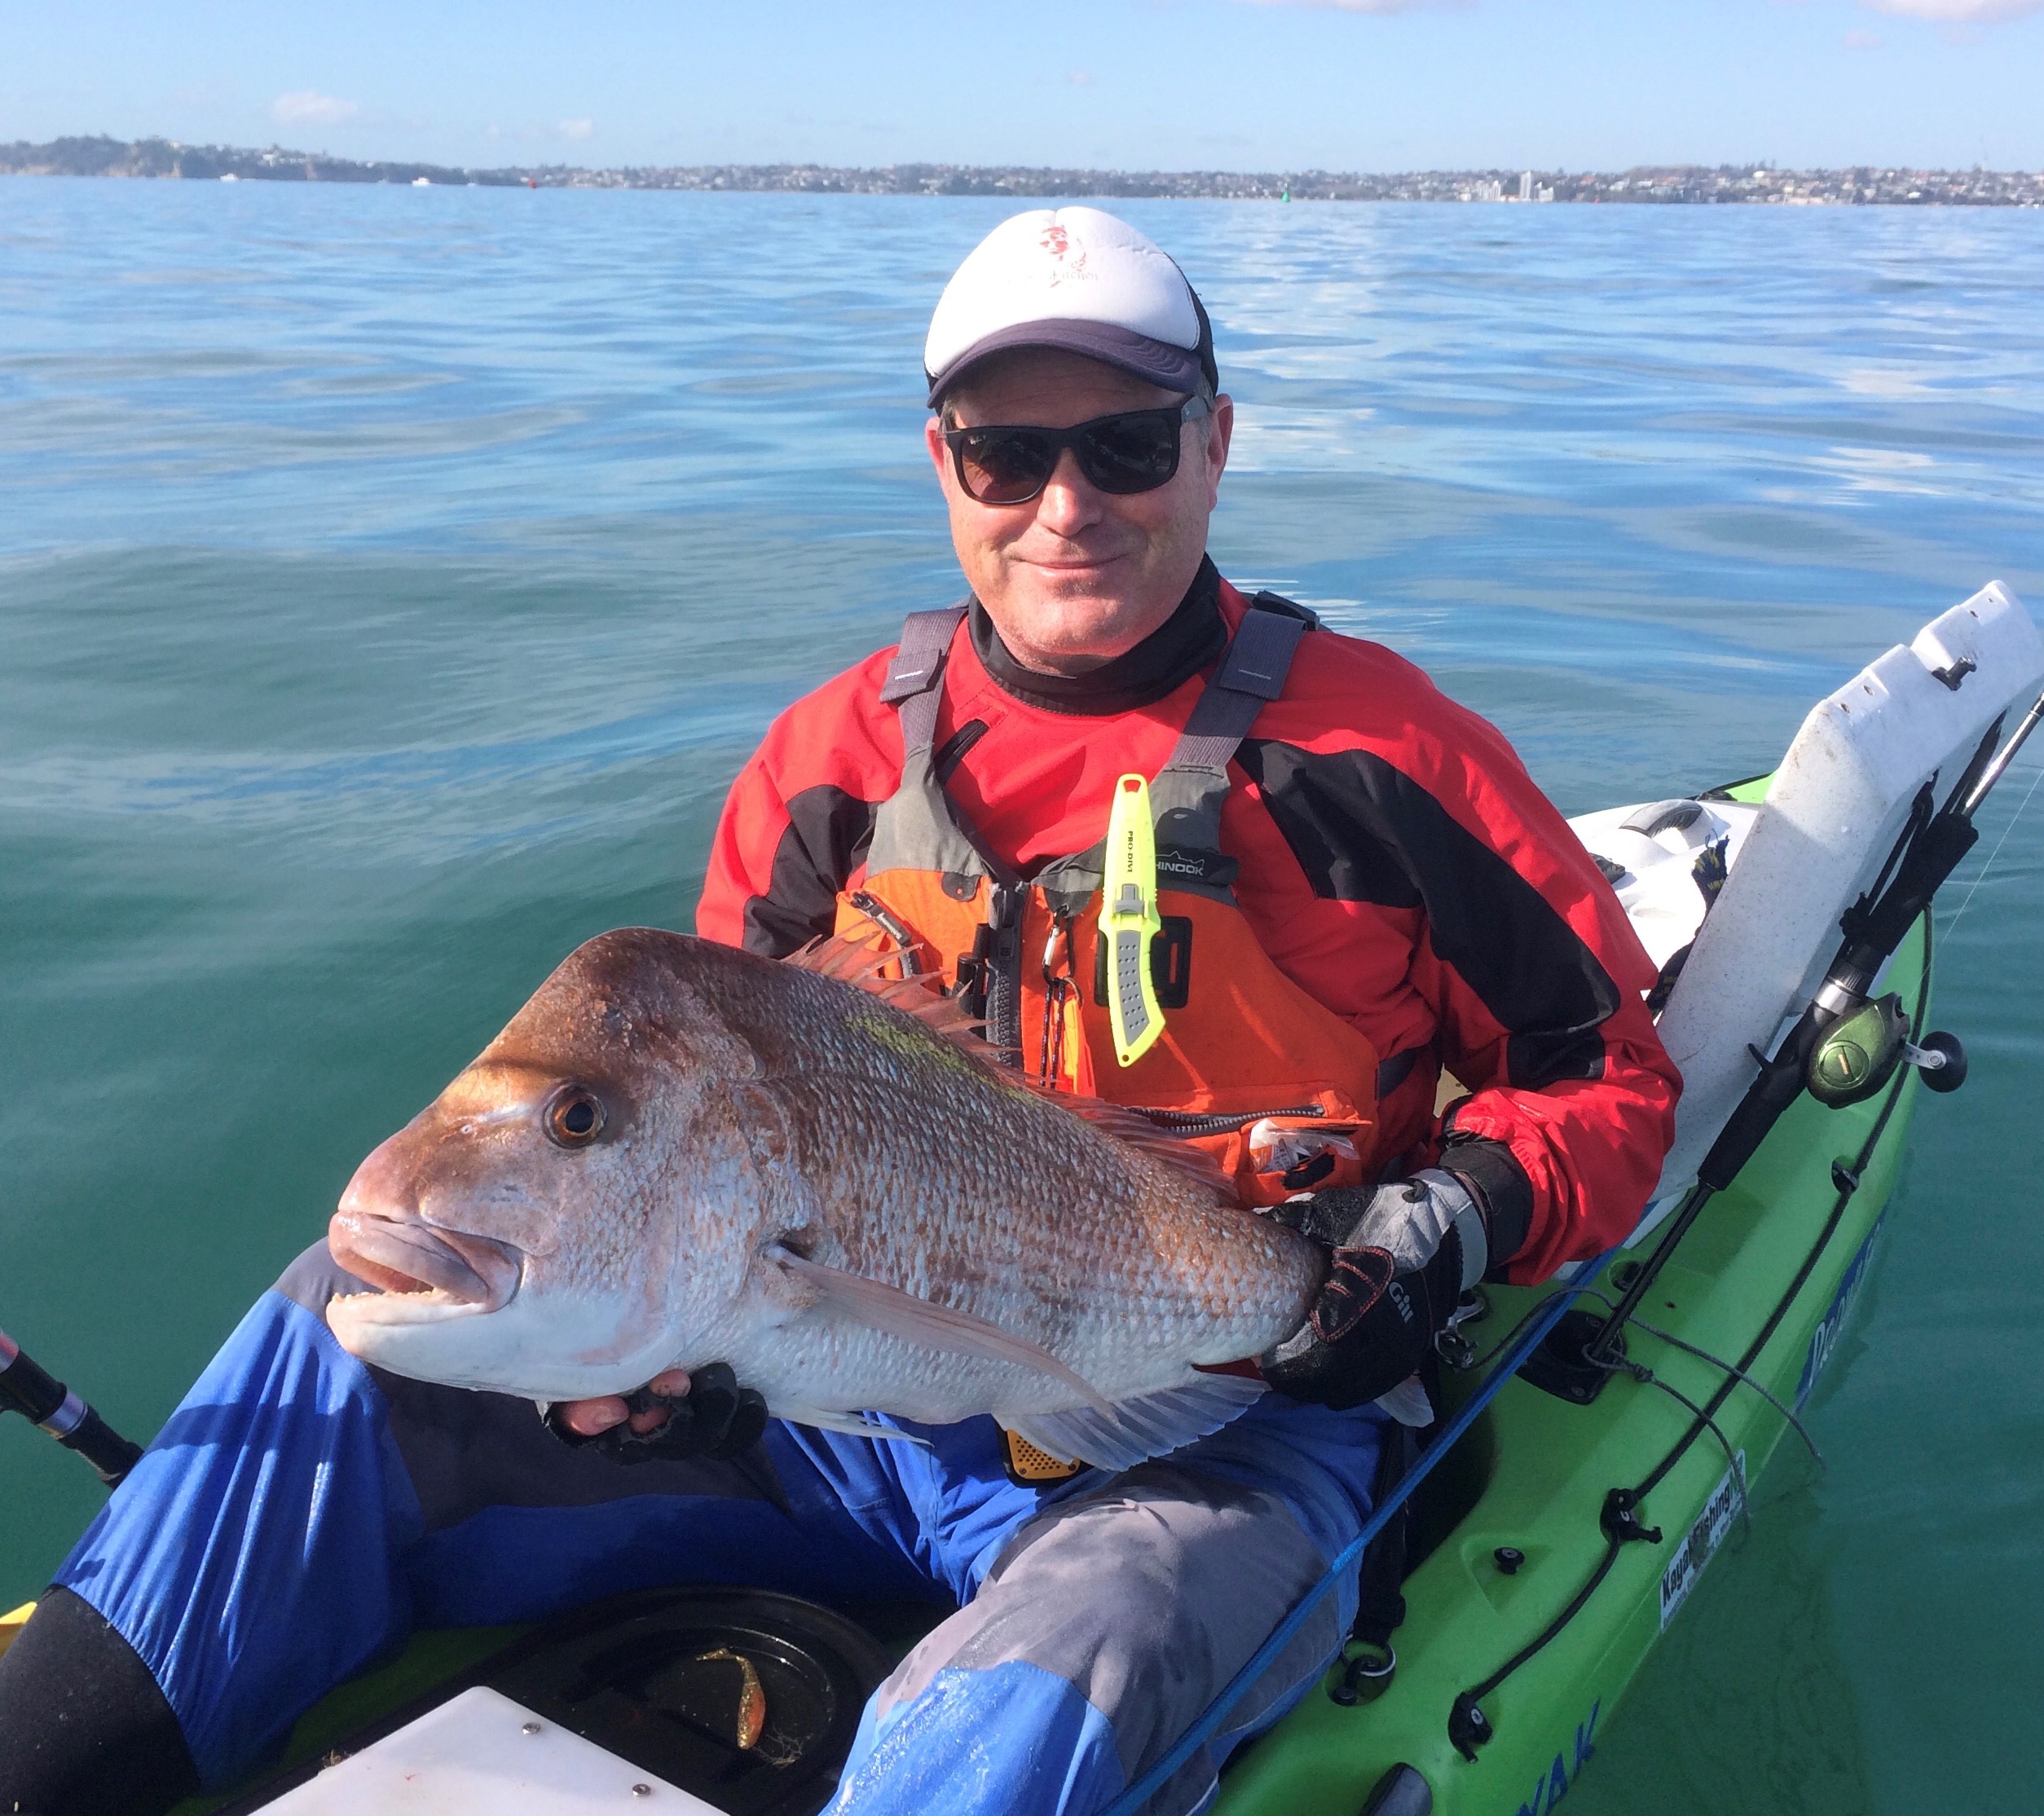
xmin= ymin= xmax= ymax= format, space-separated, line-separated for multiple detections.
xmin=832 ymin=596 xmax=1409 ymax=1206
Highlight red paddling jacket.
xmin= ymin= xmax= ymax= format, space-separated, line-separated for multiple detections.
xmin=698 ymin=561 xmax=1680 ymax=1285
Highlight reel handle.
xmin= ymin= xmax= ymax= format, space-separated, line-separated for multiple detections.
xmin=0 ymin=1329 xmax=143 ymax=1489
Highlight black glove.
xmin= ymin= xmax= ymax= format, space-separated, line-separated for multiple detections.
xmin=1259 ymin=1170 xmax=1488 ymax=1416
xmin=541 ymin=1361 xmax=768 ymax=1463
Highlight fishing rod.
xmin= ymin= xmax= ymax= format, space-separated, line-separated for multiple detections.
xmin=0 ymin=1325 xmax=143 ymax=1488
xmin=1584 ymin=678 xmax=2044 ymax=1368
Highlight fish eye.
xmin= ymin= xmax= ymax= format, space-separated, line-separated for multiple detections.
xmin=542 ymin=1085 xmax=606 ymax=1149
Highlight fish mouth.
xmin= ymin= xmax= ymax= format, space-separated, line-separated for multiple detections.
xmin=328 ymin=1210 xmax=524 ymax=1320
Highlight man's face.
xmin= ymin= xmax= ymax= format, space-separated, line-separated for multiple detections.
xmin=923 ymin=348 xmax=1233 ymax=676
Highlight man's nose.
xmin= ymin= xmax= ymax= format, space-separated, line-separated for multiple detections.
xmin=1033 ymin=447 xmax=1106 ymax=534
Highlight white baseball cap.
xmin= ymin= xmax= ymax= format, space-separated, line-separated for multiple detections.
xmin=923 ymin=206 xmax=1217 ymax=406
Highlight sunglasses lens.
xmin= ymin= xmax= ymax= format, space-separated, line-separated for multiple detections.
xmin=1074 ymin=412 xmax=1183 ymax=494
xmin=950 ymin=408 xmax=1189 ymax=504
xmin=956 ymin=430 xmax=1058 ymax=505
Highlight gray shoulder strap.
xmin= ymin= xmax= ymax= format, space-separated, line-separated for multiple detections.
xmin=864 ymin=602 xmax=993 ymax=888
xmin=1169 ymin=595 xmax=1314 ymax=772
xmin=1151 ymin=596 xmax=1314 ymax=858
xmin=879 ymin=603 xmax=970 ymax=755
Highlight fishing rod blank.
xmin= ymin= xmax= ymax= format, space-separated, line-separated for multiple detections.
xmin=1963 ymin=683 xmax=2044 ymax=817
xmin=0 ymin=1326 xmax=143 ymax=1488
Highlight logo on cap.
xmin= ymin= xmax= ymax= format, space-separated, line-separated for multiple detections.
xmin=1039 ymin=223 xmax=1090 ymax=285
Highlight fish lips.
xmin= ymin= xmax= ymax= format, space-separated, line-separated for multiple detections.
xmin=328 ymin=1209 xmax=524 ymax=1317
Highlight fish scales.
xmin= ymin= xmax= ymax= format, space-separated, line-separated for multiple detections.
xmin=325 ymin=928 xmax=1320 ymax=1454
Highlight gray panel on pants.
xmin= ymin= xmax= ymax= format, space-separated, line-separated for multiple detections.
xmin=874 ymin=1461 xmax=1343 ymax=1816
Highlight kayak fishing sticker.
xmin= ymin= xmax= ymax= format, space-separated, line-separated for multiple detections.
xmin=1795 ymin=1214 xmax=1886 ymax=1411
xmin=1659 ymin=1451 xmax=1747 ymax=1632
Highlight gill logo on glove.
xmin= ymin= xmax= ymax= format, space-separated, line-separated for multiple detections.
xmin=1101 ymin=772 xmax=1166 ymax=1067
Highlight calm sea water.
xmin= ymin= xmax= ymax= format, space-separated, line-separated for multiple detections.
xmin=3 ymin=178 xmax=2042 ymax=1812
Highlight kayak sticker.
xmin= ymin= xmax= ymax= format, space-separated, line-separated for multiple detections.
xmin=1659 ymin=1452 xmax=1747 ymax=1632
xmin=1512 ymin=1699 xmax=1600 ymax=1816
xmin=1795 ymin=1214 xmax=1886 ymax=1411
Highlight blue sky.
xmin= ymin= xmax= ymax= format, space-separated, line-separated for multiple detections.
xmin=5 ymin=0 xmax=2042 ymax=173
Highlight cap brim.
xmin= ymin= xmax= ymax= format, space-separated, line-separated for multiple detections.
xmin=927 ymin=320 xmax=1203 ymax=406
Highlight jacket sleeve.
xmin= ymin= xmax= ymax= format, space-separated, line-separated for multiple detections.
xmin=1399 ymin=710 xmax=1681 ymax=1282
xmin=695 ymin=655 xmax=897 ymax=958
xmin=1242 ymin=675 xmax=1681 ymax=1284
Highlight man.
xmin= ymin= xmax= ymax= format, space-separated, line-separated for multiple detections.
xmin=0 ymin=208 xmax=1677 ymax=1816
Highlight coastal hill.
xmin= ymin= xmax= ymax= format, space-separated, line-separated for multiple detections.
xmin=5 ymin=134 xmax=2041 ymax=206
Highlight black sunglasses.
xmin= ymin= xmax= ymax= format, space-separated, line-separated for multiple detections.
xmin=942 ymin=396 xmax=1212 ymax=506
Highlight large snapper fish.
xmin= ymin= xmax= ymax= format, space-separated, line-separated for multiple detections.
xmin=325 ymin=928 xmax=1323 ymax=1469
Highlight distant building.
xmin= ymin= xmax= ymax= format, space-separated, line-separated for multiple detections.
xmin=5 ymin=137 xmax=2042 ymax=208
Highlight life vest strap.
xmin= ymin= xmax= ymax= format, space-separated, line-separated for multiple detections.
xmin=1166 ymin=599 xmax=1313 ymax=774
xmin=879 ymin=602 xmax=971 ymax=754
xmin=1147 ymin=594 xmax=1315 ymax=862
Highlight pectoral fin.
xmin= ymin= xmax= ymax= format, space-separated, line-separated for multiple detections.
xmin=1372 ymin=1374 xmax=1435 ymax=1427
xmin=765 ymin=1245 xmax=1115 ymax=1416
xmin=1003 ymin=1374 xmax=1266 ymax=1474
xmin=773 ymin=1405 xmax=933 ymax=1446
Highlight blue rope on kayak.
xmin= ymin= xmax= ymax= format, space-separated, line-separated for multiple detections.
xmin=1095 ymin=1252 xmax=1616 ymax=1816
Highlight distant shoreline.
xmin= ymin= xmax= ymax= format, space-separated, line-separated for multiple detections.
xmin=5 ymin=134 xmax=2042 ymax=207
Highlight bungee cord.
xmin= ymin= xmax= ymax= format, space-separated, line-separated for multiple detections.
xmin=1575 ymin=1288 xmax=1826 ymax=1470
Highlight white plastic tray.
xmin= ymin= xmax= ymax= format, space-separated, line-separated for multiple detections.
xmin=255 ymin=1685 xmax=723 ymax=1814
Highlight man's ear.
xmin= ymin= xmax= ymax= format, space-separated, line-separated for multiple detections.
xmin=1203 ymin=394 xmax=1235 ymax=508
xmin=924 ymin=416 xmax=952 ymax=489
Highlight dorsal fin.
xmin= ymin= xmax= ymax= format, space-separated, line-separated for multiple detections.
xmin=784 ymin=932 xmax=988 ymax=1056
xmin=784 ymin=928 xmax=891 ymax=984
xmin=787 ymin=933 xmax=1234 ymax=1202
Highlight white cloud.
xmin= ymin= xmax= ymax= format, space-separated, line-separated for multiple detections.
xmin=1862 ymin=0 xmax=2043 ymax=19
xmin=559 ymin=117 xmax=594 ymax=141
xmin=271 ymin=90 xmax=359 ymax=126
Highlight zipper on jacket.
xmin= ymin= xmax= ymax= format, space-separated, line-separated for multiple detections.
xmin=982 ymin=882 xmax=1025 ymax=1070
xmin=1133 ymin=1103 xmax=1326 ymax=1139
xmin=845 ymin=889 xmax=923 ymax=976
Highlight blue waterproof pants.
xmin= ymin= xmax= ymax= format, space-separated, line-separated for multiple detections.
xmin=55 ymin=1246 xmax=1386 ymax=1816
